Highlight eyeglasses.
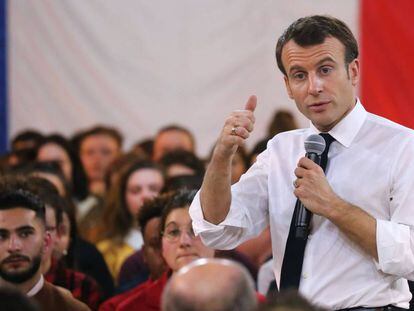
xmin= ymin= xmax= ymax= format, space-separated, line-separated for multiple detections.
xmin=162 ymin=224 xmax=197 ymax=242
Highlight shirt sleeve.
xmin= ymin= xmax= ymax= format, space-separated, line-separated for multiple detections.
xmin=189 ymin=148 xmax=270 ymax=250
xmin=375 ymin=135 xmax=414 ymax=279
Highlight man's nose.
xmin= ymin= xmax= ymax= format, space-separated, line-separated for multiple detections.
xmin=308 ymin=73 xmax=323 ymax=96
xmin=8 ymin=235 xmax=22 ymax=252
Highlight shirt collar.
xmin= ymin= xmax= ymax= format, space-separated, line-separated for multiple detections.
xmin=26 ymin=274 xmax=44 ymax=297
xmin=309 ymin=98 xmax=367 ymax=148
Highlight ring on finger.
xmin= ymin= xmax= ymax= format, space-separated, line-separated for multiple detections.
xmin=293 ymin=179 xmax=299 ymax=188
xmin=231 ymin=126 xmax=238 ymax=136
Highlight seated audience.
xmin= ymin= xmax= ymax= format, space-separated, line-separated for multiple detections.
xmin=0 ymin=175 xmax=89 ymax=310
xmin=97 ymin=160 xmax=164 ymax=281
xmin=76 ymin=125 xmax=123 ymax=197
xmin=162 ymin=258 xmax=258 ymax=311
xmin=153 ymin=125 xmax=195 ymax=162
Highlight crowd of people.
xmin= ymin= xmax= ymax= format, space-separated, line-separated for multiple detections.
xmin=0 ymin=108 xmax=303 ymax=310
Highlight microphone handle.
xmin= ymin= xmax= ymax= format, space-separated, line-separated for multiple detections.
xmin=294 ymin=152 xmax=321 ymax=240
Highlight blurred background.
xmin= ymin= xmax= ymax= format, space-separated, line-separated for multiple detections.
xmin=1 ymin=0 xmax=413 ymax=157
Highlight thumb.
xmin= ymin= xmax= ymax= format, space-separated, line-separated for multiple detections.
xmin=244 ymin=95 xmax=257 ymax=112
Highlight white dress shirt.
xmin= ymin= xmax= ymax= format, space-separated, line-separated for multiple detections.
xmin=190 ymin=100 xmax=414 ymax=309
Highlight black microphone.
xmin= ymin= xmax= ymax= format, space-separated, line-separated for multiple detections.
xmin=294 ymin=134 xmax=326 ymax=240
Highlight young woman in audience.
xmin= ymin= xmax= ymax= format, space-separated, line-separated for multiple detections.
xmin=97 ymin=160 xmax=164 ymax=281
xmin=99 ymin=189 xmax=215 ymax=311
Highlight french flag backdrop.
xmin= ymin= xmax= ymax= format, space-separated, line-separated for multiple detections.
xmin=1 ymin=0 xmax=414 ymax=156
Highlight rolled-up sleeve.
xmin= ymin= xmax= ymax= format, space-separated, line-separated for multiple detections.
xmin=189 ymin=149 xmax=270 ymax=250
xmin=375 ymin=136 xmax=414 ymax=280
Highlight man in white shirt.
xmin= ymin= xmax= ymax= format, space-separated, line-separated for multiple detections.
xmin=189 ymin=15 xmax=414 ymax=309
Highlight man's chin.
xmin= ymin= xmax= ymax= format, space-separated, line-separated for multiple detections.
xmin=0 ymin=256 xmax=41 ymax=284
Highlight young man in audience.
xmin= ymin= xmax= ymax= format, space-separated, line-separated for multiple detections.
xmin=162 ymin=258 xmax=258 ymax=311
xmin=152 ymin=125 xmax=195 ymax=162
xmin=77 ymin=125 xmax=123 ymax=197
xmin=26 ymin=177 xmax=103 ymax=310
xmin=0 ymin=176 xmax=89 ymax=310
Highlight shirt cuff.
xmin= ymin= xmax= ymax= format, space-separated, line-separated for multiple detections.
xmin=376 ymin=219 xmax=414 ymax=277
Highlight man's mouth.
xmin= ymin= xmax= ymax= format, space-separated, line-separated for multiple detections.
xmin=309 ymin=101 xmax=330 ymax=112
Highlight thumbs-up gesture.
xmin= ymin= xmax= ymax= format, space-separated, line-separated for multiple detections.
xmin=214 ymin=95 xmax=257 ymax=159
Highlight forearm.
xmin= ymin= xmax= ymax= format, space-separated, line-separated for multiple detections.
xmin=327 ymin=197 xmax=378 ymax=260
xmin=200 ymin=152 xmax=233 ymax=224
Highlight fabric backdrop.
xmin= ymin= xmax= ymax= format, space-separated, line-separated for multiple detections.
xmin=5 ymin=1 xmax=414 ymax=156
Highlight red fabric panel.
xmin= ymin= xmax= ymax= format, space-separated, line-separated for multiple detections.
xmin=360 ymin=0 xmax=414 ymax=129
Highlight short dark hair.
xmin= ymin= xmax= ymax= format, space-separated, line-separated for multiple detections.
xmin=275 ymin=15 xmax=358 ymax=76
xmin=138 ymin=192 xmax=173 ymax=235
xmin=0 ymin=175 xmax=46 ymax=224
xmin=160 ymin=189 xmax=197 ymax=235
xmin=156 ymin=125 xmax=195 ymax=150
xmin=11 ymin=130 xmax=44 ymax=151
xmin=160 ymin=150 xmax=205 ymax=177
xmin=78 ymin=125 xmax=123 ymax=148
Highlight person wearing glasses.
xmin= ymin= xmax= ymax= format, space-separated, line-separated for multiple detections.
xmin=100 ymin=190 xmax=215 ymax=311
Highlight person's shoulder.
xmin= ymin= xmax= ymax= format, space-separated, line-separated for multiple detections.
xmin=366 ymin=112 xmax=414 ymax=137
xmin=35 ymin=281 xmax=90 ymax=311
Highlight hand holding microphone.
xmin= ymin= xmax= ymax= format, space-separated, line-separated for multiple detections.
xmin=294 ymin=134 xmax=326 ymax=239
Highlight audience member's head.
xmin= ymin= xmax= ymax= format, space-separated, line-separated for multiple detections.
xmin=9 ymin=130 xmax=44 ymax=166
xmin=132 ymin=138 xmax=154 ymax=159
xmin=137 ymin=194 xmax=172 ymax=280
xmin=162 ymin=258 xmax=257 ymax=311
xmin=160 ymin=190 xmax=214 ymax=273
xmin=153 ymin=125 xmax=195 ymax=162
xmin=163 ymin=175 xmax=203 ymax=193
xmin=102 ymin=160 xmax=164 ymax=241
xmin=25 ymin=161 xmax=70 ymax=199
xmin=259 ymin=289 xmax=316 ymax=311
xmin=267 ymin=110 xmax=298 ymax=138
xmin=159 ymin=150 xmax=205 ymax=179
xmin=77 ymin=125 xmax=123 ymax=196
xmin=0 ymin=176 xmax=50 ymax=290
xmin=36 ymin=134 xmax=89 ymax=201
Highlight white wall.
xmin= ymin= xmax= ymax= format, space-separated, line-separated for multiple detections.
xmin=8 ymin=0 xmax=359 ymax=157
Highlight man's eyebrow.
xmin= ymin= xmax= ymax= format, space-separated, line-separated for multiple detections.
xmin=316 ymin=56 xmax=336 ymax=67
xmin=16 ymin=225 xmax=36 ymax=232
xmin=288 ymin=65 xmax=305 ymax=75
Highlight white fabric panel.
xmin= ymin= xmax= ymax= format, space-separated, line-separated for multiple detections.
xmin=8 ymin=0 xmax=359 ymax=157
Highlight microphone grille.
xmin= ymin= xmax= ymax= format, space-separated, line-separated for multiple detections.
xmin=304 ymin=134 xmax=326 ymax=155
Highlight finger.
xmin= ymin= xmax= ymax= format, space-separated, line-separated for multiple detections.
xmin=294 ymin=167 xmax=307 ymax=178
xmin=244 ymin=95 xmax=257 ymax=112
xmin=297 ymin=157 xmax=320 ymax=170
xmin=231 ymin=126 xmax=250 ymax=139
xmin=230 ymin=117 xmax=254 ymax=132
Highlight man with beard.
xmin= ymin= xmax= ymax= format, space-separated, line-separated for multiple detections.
xmin=0 ymin=176 xmax=90 ymax=311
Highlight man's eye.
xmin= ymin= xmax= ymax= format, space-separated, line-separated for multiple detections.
xmin=293 ymin=72 xmax=305 ymax=80
xmin=19 ymin=231 xmax=32 ymax=238
xmin=320 ymin=66 xmax=332 ymax=75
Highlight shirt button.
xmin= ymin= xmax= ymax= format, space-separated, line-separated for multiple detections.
xmin=302 ymin=273 xmax=308 ymax=279
xmin=308 ymin=234 xmax=312 ymax=240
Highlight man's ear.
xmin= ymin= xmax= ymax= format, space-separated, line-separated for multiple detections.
xmin=349 ymin=58 xmax=360 ymax=86
xmin=284 ymin=76 xmax=294 ymax=99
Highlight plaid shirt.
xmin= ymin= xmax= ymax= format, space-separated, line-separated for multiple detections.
xmin=45 ymin=258 xmax=103 ymax=310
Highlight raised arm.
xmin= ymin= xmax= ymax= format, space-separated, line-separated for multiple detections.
xmin=200 ymin=95 xmax=257 ymax=224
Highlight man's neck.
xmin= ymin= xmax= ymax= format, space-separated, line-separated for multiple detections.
xmin=0 ymin=271 xmax=43 ymax=295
